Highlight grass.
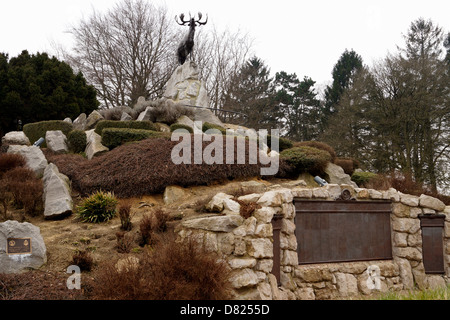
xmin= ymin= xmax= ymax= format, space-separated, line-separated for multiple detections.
xmin=370 ymin=286 xmax=450 ymax=300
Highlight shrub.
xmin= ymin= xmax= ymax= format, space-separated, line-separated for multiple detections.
xmin=351 ymin=171 xmax=379 ymax=187
xmin=101 ymin=128 xmax=168 ymax=149
xmin=116 ymin=231 xmax=135 ymax=253
xmin=90 ymin=234 xmax=232 ymax=300
xmin=67 ymin=130 xmax=87 ymax=154
xmin=266 ymin=135 xmax=293 ymax=152
xmin=138 ymin=207 xmax=169 ymax=247
xmin=280 ymin=146 xmax=332 ymax=176
xmin=0 ymin=154 xmax=26 ymax=177
xmin=71 ymin=250 xmax=94 ymax=272
xmin=94 ymin=120 xmax=157 ymax=135
xmin=118 ymin=200 xmax=133 ymax=231
xmin=335 ymin=157 xmax=360 ymax=176
xmin=77 ymin=191 xmax=118 ymax=223
xmin=170 ymin=123 xmax=193 ymax=133
xmin=202 ymin=122 xmax=226 ymax=135
xmin=43 ymin=136 xmax=269 ymax=198
xmin=3 ymin=167 xmax=43 ymax=215
xmin=294 ymin=141 xmax=337 ymax=162
xmin=23 ymin=120 xmax=73 ymax=147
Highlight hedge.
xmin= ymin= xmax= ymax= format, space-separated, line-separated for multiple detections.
xmin=101 ymin=128 xmax=168 ymax=149
xmin=266 ymin=135 xmax=293 ymax=152
xmin=67 ymin=130 xmax=87 ymax=154
xmin=351 ymin=171 xmax=379 ymax=187
xmin=202 ymin=122 xmax=227 ymax=135
xmin=23 ymin=120 xmax=73 ymax=147
xmin=94 ymin=120 xmax=158 ymax=135
xmin=280 ymin=146 xmax=332 ymax=176
xmin=170 ymin=123 xmax=194 ymax=133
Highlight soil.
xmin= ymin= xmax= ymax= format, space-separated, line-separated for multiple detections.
xmin=1 ymin=177 xmax=278 ymax=276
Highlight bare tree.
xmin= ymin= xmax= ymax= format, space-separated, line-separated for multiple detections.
xmin=193 ymin=26 xmax=254 ymax=115
xmin=64 ymin=0 xmax=253 ymax=113
xmin=66 ymin=0 xmax=178 ymax=108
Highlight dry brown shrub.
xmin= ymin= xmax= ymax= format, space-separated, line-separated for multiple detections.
xmin=90 ymin=234 xmax=232 ymax=300
xmin=2 ymin=167 xmax=43 ymax=215
xmin=0 ymin=271 xmax=85 ymax=300
xmin=47 ymin=136 xmax=267 ymax=198
xmin=0 ymin=153 xmax=26 ymax=177
xmin=71 ymin=250 xmax=94 ymax=272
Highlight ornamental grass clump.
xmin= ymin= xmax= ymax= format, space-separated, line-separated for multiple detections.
xmin=77 ymin=191 xmax=118 ymax=223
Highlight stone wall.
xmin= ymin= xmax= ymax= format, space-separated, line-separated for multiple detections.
xmin=176 ymin=184 xmax=450 ymax=300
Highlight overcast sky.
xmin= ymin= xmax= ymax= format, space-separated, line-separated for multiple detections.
xmin=1 ymin=0 xmax=449 ymax=89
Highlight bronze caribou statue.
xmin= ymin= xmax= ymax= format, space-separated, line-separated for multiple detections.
xmin=175 ymin=12 xmax=208 ymax=65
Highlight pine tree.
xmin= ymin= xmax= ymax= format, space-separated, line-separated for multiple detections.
xmin=224 ymin=56 xmax=276 ymax=130
xmin=323 ymin=49 xmax=363 ymax=130
xmin=0 ymin=50 xmax=99 ymax=136
xmin=273 ymin=72 xmax=321 ymax=141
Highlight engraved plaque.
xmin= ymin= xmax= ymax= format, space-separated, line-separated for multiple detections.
xmin=7 ymin=238 xmax=32 ymax=255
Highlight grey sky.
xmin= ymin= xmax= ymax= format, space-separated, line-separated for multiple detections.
xmin=1 ymin=0 xmax=449 ymax=89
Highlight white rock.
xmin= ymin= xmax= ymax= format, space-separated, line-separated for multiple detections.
xmin=418 ymin=194 xmax=446 ymax=212
xmin=205 ymin=192 xmax=234 ymax=213
xmin=73 ymin=113 xmax=87 ymax=131
xmin=163 ymin=185 xmax=186 ymax=205
xmin=2 ymin=131 xmax=30 ymax=146
xmin=45 ymin=130 xmax=68 ymax=154
xmin=85 ymin=110 xmax=104 ymax=130
xmin=7 ymin=145 xmax=48 ymax=177
xmin=85 ymin=129 xmax=109 ymax=160
xmin=0 ymin=220 xmax=47 ymax=274
xmin=324 ymin=162 xmax=358 ymax=188
xmin=43 ymin=163 xmax=73 ymax=219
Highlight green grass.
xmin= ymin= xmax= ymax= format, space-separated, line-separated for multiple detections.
xmin=374 ymin=286 xmax=450 ymax=300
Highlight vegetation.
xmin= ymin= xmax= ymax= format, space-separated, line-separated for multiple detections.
xmin=202 ymin=122 xmax=227 ymax=135
xmin=23 ymin=120 xmax=73 ymax=147
xmin=0 ymin=154 xmax=43 ymax=219
xmin=280 ymin=146 xmax=333 ymax=177
xmin=77 ymin=191 xmax=118 ymax=223
xmin=67 ymin=130 xmax=87 ymax=154
xmin=351 ymin=171 xmax=380 ymax=187
xmin=170 ymin=123 xmax=193 ymax=133
xmin=0 ymin=51 xmax=98 ymax=137
xmin=101 ymin=128 xmax=167 ymax=149
xmin=374 ymin=286 xmax=450 ymax=300
xmin=94 ymin=120 xmax=157 ymax=135
xmin=91 ymin=235 xmax=232 ymax=300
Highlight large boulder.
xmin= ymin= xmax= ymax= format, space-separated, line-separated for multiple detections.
xmin=73 ymin=113 xmax=87 ymax=131
xmin=7 ymin=145 xmax=48 ymax=177
xmin=85 ymin=110 xmax=104 ymax=130
xmin=45 ymin=130 xmax=69 ymax=154
xmin=85 ymin=129 xmax=109 ymax=160
xmin=0 ymin=220 xmax=47 ymax=274
xmin=163 ymin=60 xmax=210 ymax=109
xmin=324 ymin=163 xmax=358 ymax=188
xmin=43 ymin=163 xmax=73 ymax=219
xmin=2 ymin=131 xmax=31 ymax=146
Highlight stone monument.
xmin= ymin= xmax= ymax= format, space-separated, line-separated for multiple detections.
xmin=0 ymin=220 xmax=47 ymax=274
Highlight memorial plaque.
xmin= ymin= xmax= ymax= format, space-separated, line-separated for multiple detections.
xmin=7 ymin=238 xmax=32 ymax=255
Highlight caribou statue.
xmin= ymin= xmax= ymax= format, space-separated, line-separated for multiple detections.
xmin=175 ymin=12 xmax=208 ymax=65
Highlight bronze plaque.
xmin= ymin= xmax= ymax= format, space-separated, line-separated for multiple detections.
xmin=7 ymin=238 xmax=32 ymax=255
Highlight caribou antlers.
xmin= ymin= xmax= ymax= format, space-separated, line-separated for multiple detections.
xmin=175 ymin=12 xmax=208 ymax=26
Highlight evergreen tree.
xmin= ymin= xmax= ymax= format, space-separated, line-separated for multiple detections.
xmin=224 ymin=56 xmax=276 ymax=130
xmin=273 ymin=72 xmax=321 ymax=141
xmin=0 ymin=50 xmax=99 ymax=136
xmin=323 ymin=49 xmax=363 ymax=130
